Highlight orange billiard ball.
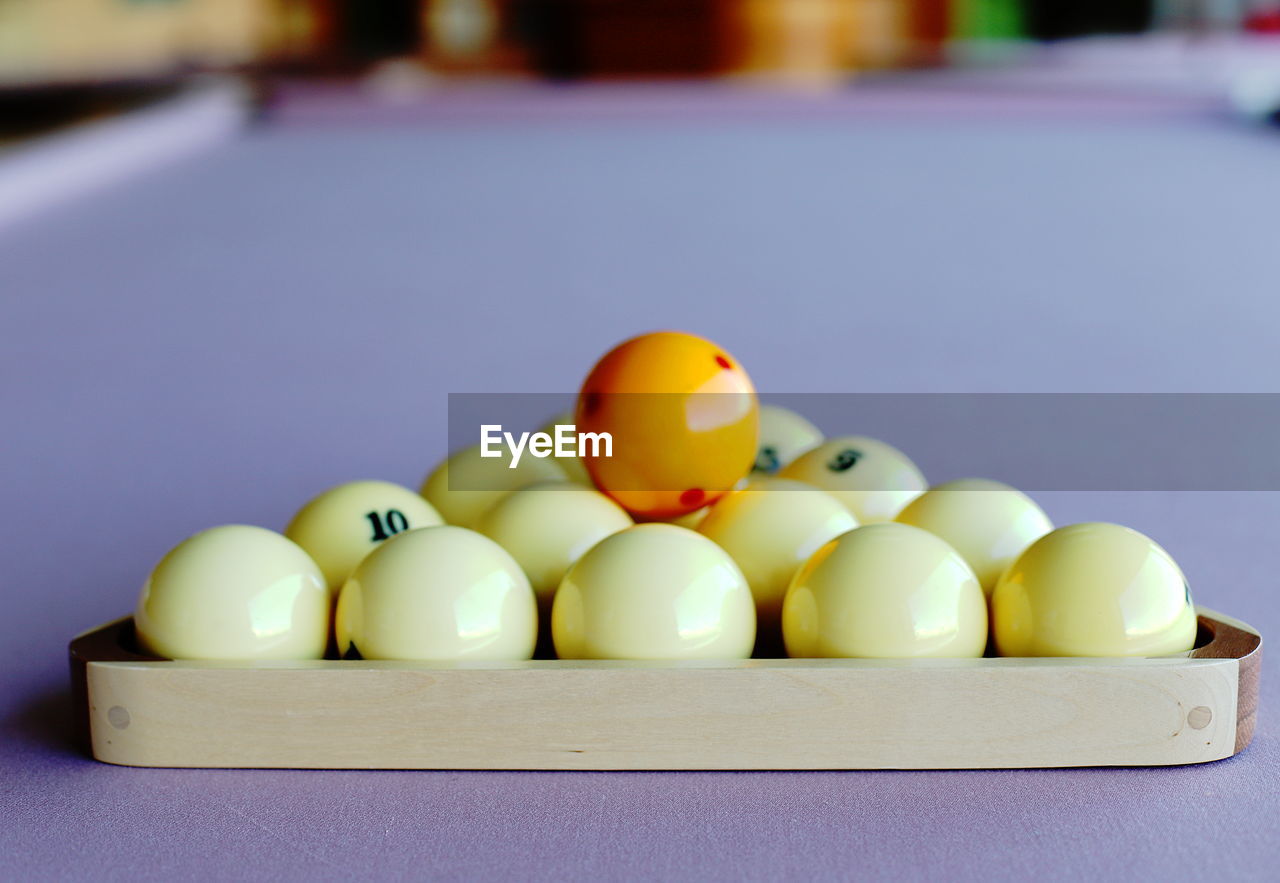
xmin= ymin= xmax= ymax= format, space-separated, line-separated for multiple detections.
xmin=575 ymin=331 xmax=758 ymax=519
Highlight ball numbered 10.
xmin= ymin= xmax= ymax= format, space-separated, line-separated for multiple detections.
xmin=285 ymin=480 xmax=443 ymax=599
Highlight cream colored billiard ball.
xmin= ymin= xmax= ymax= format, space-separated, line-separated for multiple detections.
xmin=477 ymin=482 xmax=632 ymax=606
xmin=992 ymin=522 xmax=1197 ymax=658
xmin=536 ymin=411 xmax=593 ymax=485
xmin=753 ymin=404 xmax=823 ymax=475
xmin=421 ymin=443 xmax=564 ymax=529
xmin=894 ymin=478 xmax=1052 ymax=596
xmin=779 ymin=436 xmax=926 ymax=523
xmin=552 ymin=524 xmax=755 ymax=659
xmin=698 ymin=478 xmax=857 ymax=635
xmin=335 ymin=525 xmax=536 ymax=661
xmin=285 ymin=480 xmax=443 ymax=599
xmin=782 ymin=523 xmax=986 ymax=658
xmin=135 ymin=525 xmax=329 ymax=660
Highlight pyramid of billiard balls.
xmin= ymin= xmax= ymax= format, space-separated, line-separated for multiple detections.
xmin=135 ymin=332 xmax=1198 ymax=663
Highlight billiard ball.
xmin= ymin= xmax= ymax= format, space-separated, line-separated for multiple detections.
xmin=477 ymin=481 xmax=632 ymax=608
xmin=992 ymin=523 xmax=1197 ymax=658
xmin=335 ymin=525 xmax=537 ymax=661
xmin=782 ymin=523 xmax=986 ymax=658
xmin=285 ymin=480 xmax=444 ymax=599
xmin=894 ymin=478 xmax=1052 ymax=596
xmin=697 ymin=478 xmax=857 ymax=638
xmin=753 ymin=404 xmax=823 ymax=475
xmin=420 ymin=443 xmax=565 ymax=529
xmin=135 ymin=525 xmax=329 ymax=660
xmin=778 ymin=435 xmax=926 ymax=523
xmin=552 ymin=523 xmax=755 ymax=659
xmin=575 ymin=331 xmax=758 ymax=520
xmin=536 ymin=411 xmax=593 ymax=485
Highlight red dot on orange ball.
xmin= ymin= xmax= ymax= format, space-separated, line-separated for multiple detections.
xmin=575 ymin=331 xmax=759 ymax=519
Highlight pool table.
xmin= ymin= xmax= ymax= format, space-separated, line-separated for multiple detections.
xmin=2 ymin=63 xmax=1278 ymax=880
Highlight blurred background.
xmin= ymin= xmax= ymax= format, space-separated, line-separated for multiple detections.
xmin=5 ymin=6 xmax=1280 ymax=881
xmin=4 ymin=2 xmax=1280 ymax=129
xmin=3 ymin=1 xmax=1280 ymax=82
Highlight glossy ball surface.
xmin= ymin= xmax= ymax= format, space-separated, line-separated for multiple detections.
xmin=992 ymin=523 xmax=1196 ymax=658
xmin=698 ymin=478 xmax=857 ymax=634
xmin=782 ymin=523 xmax=987 ymax=658
xmin=753 ymin=404 xmax=823 ymax=475
xmin=477 ymin=482 xmax=632 ymax=606
xmin=894 ymin=478 xmax=1052 ymax=596
xmin=335 ymin=525 xmax=537 ymax=661
xmin=285 ymin=480 xmax=444 ymax=599
xmin=135 ymin=525 xmax=329 ymax=660
xmin=420 ymin=443 xmax=564 ymax=529
xmin=779 ymin=435 xmax=926 ymax=523
xmin=552 ymin=524 xmax=756 ymax=659
xmin=575 ymin=331 xmax=758 ymax=520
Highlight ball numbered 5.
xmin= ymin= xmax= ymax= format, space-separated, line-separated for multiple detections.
xmin=285 ymin=480 xmax=443 ymax=599
xmin=992 ymin=523 xmax=1197 ymax=657
xmin=779 ymin=436 xmax=925 ymax=523
xmin=135 ymin=525 xmax=329 ymax=660
xmin=753 ymin=404 xmax=823 ymax=475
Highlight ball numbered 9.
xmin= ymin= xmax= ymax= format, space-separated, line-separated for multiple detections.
xmin=779 ymin=436 xmax=925 ymax=523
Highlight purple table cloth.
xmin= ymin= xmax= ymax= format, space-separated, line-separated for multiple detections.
xmin=3 ymin=81 xmax=1278 ymax=880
